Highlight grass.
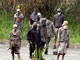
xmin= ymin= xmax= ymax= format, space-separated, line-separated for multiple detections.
xmin=0 ymin=10 xmax=80 ymax=44
xmin=0 ymin=10 xmax=30 ymax=40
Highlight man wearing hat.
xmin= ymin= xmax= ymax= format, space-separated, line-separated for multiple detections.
xmin=9 ymin=24 xmax=21 ymax=60
xmin=57 ymin=21 xmax=70 ymax=60
xmin=14 ymin=9 xmax=24 ymax=31
xmin=53 ymin=8 xmax=64 ymax=49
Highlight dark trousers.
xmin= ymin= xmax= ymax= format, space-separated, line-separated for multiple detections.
xmin=29 ymin=43 xmax=35 ymax=57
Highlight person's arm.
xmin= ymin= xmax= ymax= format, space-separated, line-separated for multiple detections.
xmin=53 ymin=16 xmax=56 ymax=26
xmin=27 ymin=30 xmax=31 ymax=43
xmin=62 ymin=15 xmax=64 ymax=24
xmin=51 ymin=22 xmax=56 ymax=35
xmin=67 ymin=30 xmax=70 ymax=48
xmin=9 ymin=33 xmax=11 ymax=49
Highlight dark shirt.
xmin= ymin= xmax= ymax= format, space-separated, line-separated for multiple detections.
xmin=53 ymin=14 xmax=64 ymax=28
xmin=27 ymin=28 xmax=42 ymax=47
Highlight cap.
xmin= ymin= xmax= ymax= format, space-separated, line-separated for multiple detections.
xmin=57 ymin=8 xmax=62 ymax=12
xmin=37 ymin=13 xmax=41 ymax=16
xmin=16 ymin=9 xmax=21 ymax=12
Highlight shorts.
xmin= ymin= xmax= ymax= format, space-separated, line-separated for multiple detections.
xmin=11 ymin=44 xmax=20 ymax=54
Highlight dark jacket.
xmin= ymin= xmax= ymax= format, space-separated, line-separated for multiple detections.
xmin=53 ymin=14 xmax=64 ymax=28
xmin=27 ymin=28 xmax=42 ymax=47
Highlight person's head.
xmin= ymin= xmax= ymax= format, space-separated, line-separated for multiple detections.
xmin=37 ymin=13 xmax=42 ymax=22
xmin=62 ymin=21 xmax=68 ymax=29
xmin=32 ymin=22 xmax=37 ymax=30
xmin=57 ymin=8 xmax=62 ymax=15
xmin=13 ymin=24 xmax=17 ymax=30
xmin=37 ymin=13 xmax=42 ymax=18
xmin=45 ymin=16 xmax=50 ymax=20
xmin=16 ymin=9 xmax=21 ymax=15
xmin=33 ymin=8 xmax=37 ymax=12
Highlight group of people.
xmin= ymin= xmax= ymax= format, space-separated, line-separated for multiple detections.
xmin=9 ymin=8 xmax=70 ymax=60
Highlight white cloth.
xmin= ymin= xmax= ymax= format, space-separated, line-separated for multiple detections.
xmin=14 ymin=13 xmax=24 ymax=19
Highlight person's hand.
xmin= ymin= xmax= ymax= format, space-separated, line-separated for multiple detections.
xmin=67 ymin=43 xmax=69 ymax=48
xmin=58 ymin=42 xmax=60 ymax=47
xmin=30 ymin=41 xmax=32 ymax=44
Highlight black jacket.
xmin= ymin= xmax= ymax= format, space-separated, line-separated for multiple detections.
xmin=53 ymin=14 xmax=64 ymax=28
xmin=27 ymin=28 xmax=42 ymax=47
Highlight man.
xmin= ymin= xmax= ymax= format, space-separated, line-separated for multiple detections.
xmin=53 ymin=8 xmax=64 ymax=49
xmin=57 ymin=21 xmax=70 ymax=60
xmin=27 ymin=22 xmax=42 ymax=59
xmin=9 ymin=24 xmax=21 ymax=60
xmin=37 ymin=12 xmax=42 ymax=24
xmin=14 ymin=9 xmax=24 ymax=31
xmin=44 ymin=16 xmax=55 ymax=54
xmin=29 ymin=8 xmax=37 ymax=27
xmin=39 ymin=17 xmax=55 ymax=55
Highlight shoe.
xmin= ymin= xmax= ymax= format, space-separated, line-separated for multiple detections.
xmin=29 ymin=56 xmax=33 ymax=59
xmin=45 ymin=51 xmax=48 ymax=55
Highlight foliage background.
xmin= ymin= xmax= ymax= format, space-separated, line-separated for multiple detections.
xmin=0 ymin=0 xmax=80 ymax=44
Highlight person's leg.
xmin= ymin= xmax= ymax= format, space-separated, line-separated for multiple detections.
xmin=57 ymin=53 xmax=60 ymax=60
xmin=53 ymin=35 xmax=57 ymax=49
xmin=62 ymin=53 xmax=65 ymax=60
xmin=45 ymin=38 xmax=50 ymax=54
xmin=17 ymin=53 xmax=20 ymax=60
xmin=29 ymin=43 xmax=33 ymax=58
xmin=12 ymin=53 xmax=15 ymax=60
xmin=11 ymin=48 xmax=15 ymax=60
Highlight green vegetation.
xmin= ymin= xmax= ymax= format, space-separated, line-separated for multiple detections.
xmin=0 ymin=10 xmax=80 ymax=44
xmin=0 ymin=0 xmax=80 ymax=44
xmin=0 ymin=10 xmax=30 ymax=40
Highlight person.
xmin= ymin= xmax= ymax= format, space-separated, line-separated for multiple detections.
xmin=39 ymin=17 xmax=55 ymax=55
xmin=44 ymin=16 xmax=55 ymax=54
xmin=29 ymin=8 xmax=37 ymax=27
xmin=14 ymin=9 xmax=24 ymax=31
xmin=37 ymin=12 xmax=42 ymax=24
xmin=53 ymin=8 xmax=64 ymax=49
xmin=9 ymin=24 xmax=21 ymax=60
xmin=57 ymin=21 xmax=70 ymax=60
xmin=27 ymin=22 xmax=43 ymax=60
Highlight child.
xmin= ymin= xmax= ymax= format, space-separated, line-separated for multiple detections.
xmin=57 ymin=21 xmax=70 ymax=60
xmin=9 ymin=24 xmax=21 ymax=60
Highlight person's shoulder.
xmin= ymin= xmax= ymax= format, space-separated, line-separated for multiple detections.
xmin=59 ymin=27 xmax=64 ymax=30
xmin=54 ymin=14 xmax=58 ymax=18
xmin=20 ymin=13 xmax=24 ymax=18
xmin=14 ymin=13 xmax=17 ymax=18
xmin=61 ymin=14 xmax=64 ymax=17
